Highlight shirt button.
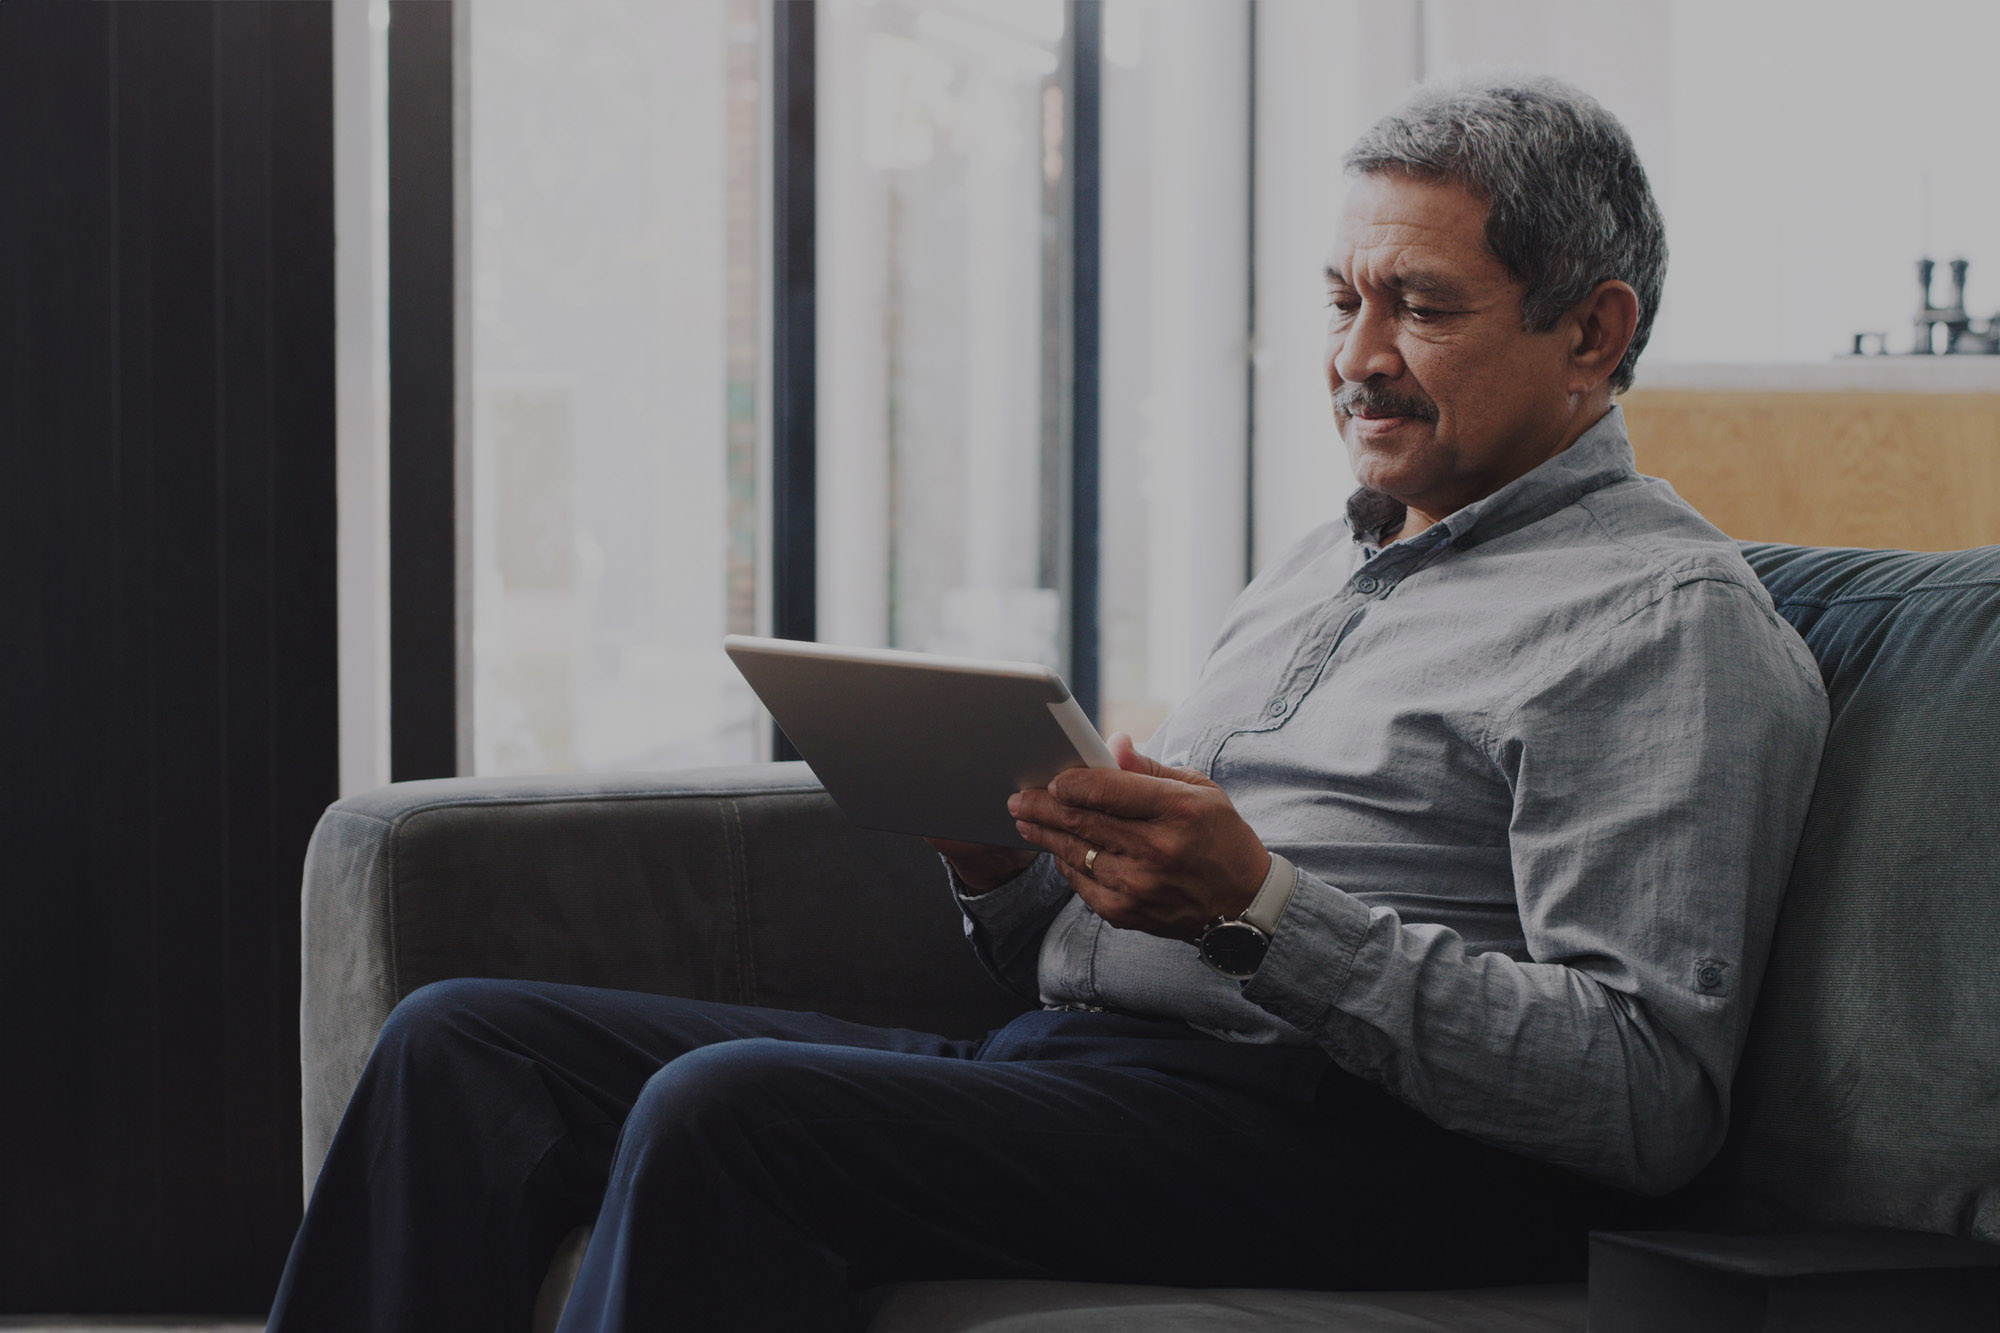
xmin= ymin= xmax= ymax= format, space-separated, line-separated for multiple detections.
xmin=1695 ymin=961 xmax=1725 ymax=990
xmin=1266 ymin=699 xmax=1288 ymax=717
xmin=1354 ymin=576 xmax=1380 ymax=595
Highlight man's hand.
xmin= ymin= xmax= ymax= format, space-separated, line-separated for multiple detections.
xmin=924 ymin=838 xmax=1040 ymax=896
xmin=1008 ymin=734 xmax=1271 ymax=942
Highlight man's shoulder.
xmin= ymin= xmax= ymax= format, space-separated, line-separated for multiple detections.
xmin=1542 ymin=470 xmax=1772 ymax=603
xmin=1482 ymin=472 xmax=1823 ymax=705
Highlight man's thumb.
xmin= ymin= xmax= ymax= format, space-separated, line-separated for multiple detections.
xmin=1111 ymin=731 xmax=1174 ymax=776
xmin=1110 ymin=731 xmax=1215 ymax=788
xmin=1107 ymin=732 xmax=1146 ymax=769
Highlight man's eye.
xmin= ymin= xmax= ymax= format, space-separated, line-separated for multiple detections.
xmin=1404 ymin=304 xmax=1440 ymax=321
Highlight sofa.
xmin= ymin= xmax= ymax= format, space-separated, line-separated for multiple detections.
xmin=298 ymin=543 xmax=2000 ymax=1330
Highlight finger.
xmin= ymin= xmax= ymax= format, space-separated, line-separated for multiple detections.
xmin=1045 ymin=847 xmax=1167 ymax=939
xmin=1009 ymin=790 xmax=1150 ymax=856
xmin=1015 ymin=818 xmax=1130 ymax=891
xmin=1014 ymin=816 xmax=1091 ymax=871
xmin=1042 ymin=765 xmax=1190 ymax=820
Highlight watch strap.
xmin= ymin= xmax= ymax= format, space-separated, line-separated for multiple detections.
xmin=1238 ymin=852 xmax=1297 ymax=937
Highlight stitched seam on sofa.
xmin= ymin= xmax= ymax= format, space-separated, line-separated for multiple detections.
xmin=1775 ymin=576 xmax=2000 ymax=611
xmin=722 ymin=796 xmax=759 ymax=1004
xmin=384 ymin=812 xmax=404 ymax=1001
xmin=382 ymin=784 xmax=826 ymax=831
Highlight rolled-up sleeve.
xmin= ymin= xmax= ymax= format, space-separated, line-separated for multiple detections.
xmin=1242 ymin=575 xmax=1827 ymax=1194
xmin=944 ymin=853 xmax=1073 ymax=1004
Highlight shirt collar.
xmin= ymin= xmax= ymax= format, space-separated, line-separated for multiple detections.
xmin=1353 ymin=404 xmax=1637 ymax=558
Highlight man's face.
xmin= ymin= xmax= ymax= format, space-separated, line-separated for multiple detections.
xmin=1325 ymin=172 xmax=1578 ymax=526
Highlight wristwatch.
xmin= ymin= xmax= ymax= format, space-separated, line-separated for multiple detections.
xmin=1195 ymin=853 xmax=1297 ymax=981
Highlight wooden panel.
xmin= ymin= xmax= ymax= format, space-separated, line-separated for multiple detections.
xmin=1620 ymin=389 xmax=2000 ymax=551
xmin=0 ymin=1 xmax=335 ymax=1314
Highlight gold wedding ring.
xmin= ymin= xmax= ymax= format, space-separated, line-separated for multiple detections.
xmin=1083 ymin=847 xmax=1100 ymax=873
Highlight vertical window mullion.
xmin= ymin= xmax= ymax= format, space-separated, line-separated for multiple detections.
xmin=770 ymin=0 xmax=816 ymax=761
xmin=387 ymin=0 xmax=459 ymax=781
xmin=1067 ymin=0 xmax=1102 ymax=725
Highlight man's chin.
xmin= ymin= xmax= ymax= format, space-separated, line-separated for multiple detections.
xmin=1343 ymin=420 xmax=1435 ymax=485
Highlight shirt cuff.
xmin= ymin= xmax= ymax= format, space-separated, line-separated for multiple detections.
xmin=944 ymin=851 xmax=1069 ymax=936
xmin=1238 ymin=867 xmax=1372 ymax=1030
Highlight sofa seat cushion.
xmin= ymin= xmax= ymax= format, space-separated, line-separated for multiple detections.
xmin=864 ymin=1279 xmax=1585 ymax=1331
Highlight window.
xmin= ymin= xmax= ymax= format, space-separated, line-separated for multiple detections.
xmin=1098 ymin=0 xmax=1252 ymax=741
xmin=463 ymin=0 xmax=765 ymax=774
xmin=816 ymin=0 xmax=1072 ymax=672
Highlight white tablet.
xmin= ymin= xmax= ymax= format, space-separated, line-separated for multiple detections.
xmin=723 ymin=635 xmax=1117 ymax=848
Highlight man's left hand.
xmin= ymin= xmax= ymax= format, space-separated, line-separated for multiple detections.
xmin=1009 ymin=734 xmax=1272 ymax=942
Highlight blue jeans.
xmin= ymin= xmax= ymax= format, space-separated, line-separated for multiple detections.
xmin=266 ymin=979 xmax=1639 ymax=1332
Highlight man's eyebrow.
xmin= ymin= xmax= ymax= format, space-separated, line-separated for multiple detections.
xmin=1393 ymin=270 xmax=1465 ymax=300
xmin=1322 ymin=265 xmax=1466 ymax=301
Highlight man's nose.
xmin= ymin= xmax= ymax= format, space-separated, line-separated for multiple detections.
xmin=1330 ymin=302 xmax=1404 ymax=387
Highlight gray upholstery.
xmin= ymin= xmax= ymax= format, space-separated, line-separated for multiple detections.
xmin=300 ymin=767 xmax=1028 ymax=1182
xmin=1716 ymin=545 xmax=2000 ymax=1242
xmin=298 ymin=543 xmax=2000 ymax=1327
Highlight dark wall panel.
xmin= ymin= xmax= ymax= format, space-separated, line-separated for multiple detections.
xmin=0 ymin=1 xmax=336 ymax=1313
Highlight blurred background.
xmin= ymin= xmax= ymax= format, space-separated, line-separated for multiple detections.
xmin=436 ymin=0 xmax=2000 ymax=780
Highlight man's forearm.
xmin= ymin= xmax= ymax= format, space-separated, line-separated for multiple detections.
xmin=930 ymin=841 xmax=1040 ymax=896
xmin=941 ymin=852 xmax=1070 ymax=1002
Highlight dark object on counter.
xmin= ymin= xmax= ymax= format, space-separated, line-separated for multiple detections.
xmin=1910 ymin=257 xmax=2000 ymax=354
xmin=1851 ymin=257 xmax=2000 ymax=355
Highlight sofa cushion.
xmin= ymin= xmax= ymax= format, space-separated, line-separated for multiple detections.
xmin=1723 ymin=545 xmax=2000 ymax=1242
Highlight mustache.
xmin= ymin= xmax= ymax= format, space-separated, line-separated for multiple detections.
xmin=1334 ymin=381 xmax=1438 ymax=422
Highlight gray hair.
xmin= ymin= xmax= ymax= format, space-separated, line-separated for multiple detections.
xmin=1344 ymin=75 xmax=1666 ymax=393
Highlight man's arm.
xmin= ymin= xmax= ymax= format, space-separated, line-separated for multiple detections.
xmin=925 ymin=842 xmax=1069 ymax=1004
xmin=1017 ymin=577 xmax=1827 ymax=1194
xmin=927 ymin=840 xmax=1039 ymax=896
xmin=1256 ymin=577 xmax=1825 ymax=1192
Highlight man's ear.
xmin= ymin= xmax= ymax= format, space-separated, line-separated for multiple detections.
xmin=1565 ymin=280 xmax=1640 ymax=395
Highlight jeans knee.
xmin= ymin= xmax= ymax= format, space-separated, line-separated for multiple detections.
xmin=374 ymin=977 xmax=535 ymax=1060
xmin=626 ymin=1038 xmax=808 ymax=1143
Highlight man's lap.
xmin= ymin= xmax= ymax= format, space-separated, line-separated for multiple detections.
xmin=380 ymin=978 xmax=1623 ymax=1289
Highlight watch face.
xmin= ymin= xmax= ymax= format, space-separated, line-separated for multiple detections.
xmin=1199 ymin=921 xmax=1269 ymax=979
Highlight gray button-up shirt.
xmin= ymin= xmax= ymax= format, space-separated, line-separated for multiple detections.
xmin=953 ymin=407 xmax=1828 ymax=1195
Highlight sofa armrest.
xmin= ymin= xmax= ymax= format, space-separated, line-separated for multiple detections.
xmin=300 ymin=762 xmax=1030 ymax=1191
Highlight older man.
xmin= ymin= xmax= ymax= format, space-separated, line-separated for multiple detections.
xmin=268 ymin=77 xmax=1825 ymax=1333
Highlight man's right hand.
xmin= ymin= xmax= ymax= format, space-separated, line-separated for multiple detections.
xmin=925 ymin=838 xmax=1039 ymax=896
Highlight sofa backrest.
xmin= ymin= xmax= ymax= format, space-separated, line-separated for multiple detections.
xmin=1719 ymin=543 xmax=2000 ymax=1243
